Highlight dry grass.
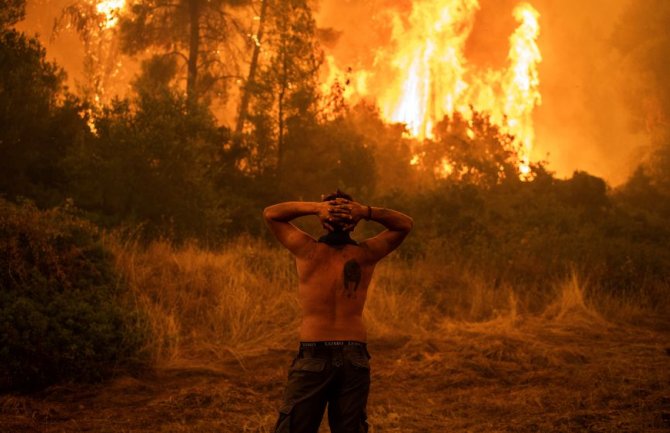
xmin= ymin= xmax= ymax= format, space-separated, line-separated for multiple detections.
xmin=108 ymin=235 xmax=302 ymax=363
xmin=1 ymin=238 xmax=669 ymax=432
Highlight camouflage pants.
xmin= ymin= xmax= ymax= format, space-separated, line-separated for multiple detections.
xmin=274 ymin=341 xmax=371 ymax=433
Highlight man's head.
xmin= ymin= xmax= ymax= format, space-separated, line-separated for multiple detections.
xmin=321 ymin=189 xmax=354 ymax=233
xmin=322 ymin=189 xmax=353 ymax=203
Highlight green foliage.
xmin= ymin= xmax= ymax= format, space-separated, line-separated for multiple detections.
xmin=65 ymin=56 xmax=236 ymax=241
xmin=427 ymin=112 xmax=520 ymax=187
xmin=0 ymin=199 xmax=147 ymax=390
xmin=241 ymin=0 xmax=323 ymax=175
xmin=0 ymin=29 xmax=88 ymax=207
xmin=344 ymin=102 xmax=416 ymax=195
xmin=615 ymin=165 xmax=670 ymax=218
xmin=279 ymin=116 xmax=375 ymax=200
xmin=379 ymin=168 xmax=670 ymax=300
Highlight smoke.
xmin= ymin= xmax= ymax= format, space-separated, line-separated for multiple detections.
xmin=16 ymin=0 xmax=138 ymax=104
xmin=529 ymin=0 xmax=645 ymax=185
xmin=611 ymin=0 xmax=670 ymax=140
xmin=15 ymin=0 xmax=87 ymax=85
xmin=315 ymin=0 xmax=652 ymax=185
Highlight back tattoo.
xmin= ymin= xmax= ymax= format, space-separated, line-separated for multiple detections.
xmin=343 ymin=259 xmax=362 ymax=298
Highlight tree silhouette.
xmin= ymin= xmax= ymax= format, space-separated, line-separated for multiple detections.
xmin=0 ymin=26 xmax=88 ymax=205
xmin=421 ymin=111 xmax=520 ymax=188
xmin=119 ymin=0 xmax=251 ymax=107
xmin=0 ymin=0 xmax=25 ymax=29
xmin=241 ymin=0 xmax=323 ymax=176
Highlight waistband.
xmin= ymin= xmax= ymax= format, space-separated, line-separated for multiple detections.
xmin=300 ymin=341 xmax=367 ymax=349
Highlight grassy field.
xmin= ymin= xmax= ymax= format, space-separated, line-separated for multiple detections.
xmin=1 ymin=238 xmax=669 ymax=432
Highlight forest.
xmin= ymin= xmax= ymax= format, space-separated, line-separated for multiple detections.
xmin=1 ymin=0 xmax=670 ymax=431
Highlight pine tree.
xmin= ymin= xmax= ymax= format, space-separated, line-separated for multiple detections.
xmin=241 ymin=0 xmax=323 ymax=175
xmin=119 ymin=0 xmax=251 ymax=107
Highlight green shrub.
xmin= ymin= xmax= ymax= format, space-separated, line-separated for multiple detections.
xmin=375 ymin=169 xmax=670 ymax=302
xmin=0 ymin=198 xmax=147 ymax=390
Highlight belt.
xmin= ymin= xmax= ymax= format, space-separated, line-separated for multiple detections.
xmin=300 ymin=340 xmax=366 ymax=348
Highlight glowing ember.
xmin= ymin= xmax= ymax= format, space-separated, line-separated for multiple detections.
xmin=437 ymin=158 xmax=455 ymax=177
xmin=323 ymin=0 xmax=542 ymax=177
xmin=96 ymin=0 xmax=125 ymax=29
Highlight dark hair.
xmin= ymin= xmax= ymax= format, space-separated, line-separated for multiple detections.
xmin=322 ymin=189 xmax=353 ymax=202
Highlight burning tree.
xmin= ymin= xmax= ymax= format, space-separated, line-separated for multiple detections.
xmin=422 ymin=111 xmax=521 ymax=188
xmin=54 ymin=0 xmax=130 ymax=106
xmin=55 ymin=0 xmax=253 ymax=108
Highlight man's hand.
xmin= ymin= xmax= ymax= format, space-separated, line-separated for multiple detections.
xmin=317 ymin=201 xmax=335 ymax=231
xmin=316 ymin=199 xmax=351 ymax=231
xmin=325 ymin=198 xmax=368 ymax=232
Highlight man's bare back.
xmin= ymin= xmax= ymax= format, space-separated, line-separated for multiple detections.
xmin=296 ymin=242 xmax=374 ymax=342
xmin=263 ymin=193 xmax=412 ymax=342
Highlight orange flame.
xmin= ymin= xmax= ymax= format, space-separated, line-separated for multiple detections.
xmin=323 ymin=1 xmax=542 ymax=177
xmin=95 ymin=0 xmax=126 ymax=29
xmin=377 ymin=0 xmax=479 ymax=140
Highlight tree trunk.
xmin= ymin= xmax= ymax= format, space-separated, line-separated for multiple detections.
xmin=277 ymin=49 xmax=287 ymax=171
xmin=235 ymin=0 xmax=268 ymax=136
xmin=186 ymin=0 xmax=200 ymax=108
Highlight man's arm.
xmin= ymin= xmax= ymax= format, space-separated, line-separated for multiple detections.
xmin=360 ymin=206 xmax=413 ymax=262
xmin=263 ymin=201 xmax=339 ymax=257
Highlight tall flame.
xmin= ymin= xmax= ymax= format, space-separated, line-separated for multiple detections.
xmin=377 ymin=0 xmax=479 ymax=139
xmin=492 ymin=3 xmax=541 ymax=175
xmin=323 ymin=1 xmax=542 ymax=176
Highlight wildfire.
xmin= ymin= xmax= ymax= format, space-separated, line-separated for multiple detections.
xmin=76 ymin=0 xmax=127 ymax=132
xmin=323 ymin=0 xmax=542 ymax=177
xmin=96 ymin=0 xmax=126 ymax=29
xmin=83 ymin=0 xmax=543 ymax=178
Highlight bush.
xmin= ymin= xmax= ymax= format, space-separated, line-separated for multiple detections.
xmin=0 ymin=198 xmax=147 ymax=390
xmin=373 ymin=169 xmax=670 ymax=303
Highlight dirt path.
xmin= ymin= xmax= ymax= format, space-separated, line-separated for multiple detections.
xmin=2 ymin=315 xmax=669 ymax=433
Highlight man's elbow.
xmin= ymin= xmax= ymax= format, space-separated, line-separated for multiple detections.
xmin=402 ymin=216 xmax=414 ymax=233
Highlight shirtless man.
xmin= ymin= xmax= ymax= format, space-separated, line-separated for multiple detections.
xmin=263 ymin=190 xmax=413 ymax=433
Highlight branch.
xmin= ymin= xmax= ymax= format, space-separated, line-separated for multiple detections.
xmin=165 ymin=50 xmax=189 ymax=63
xmin=206 ymin=74 xmax=245 ymax=84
